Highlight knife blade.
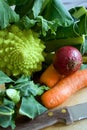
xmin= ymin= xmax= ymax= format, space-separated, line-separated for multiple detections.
xmin=13 ymin=102 xmax=87 ymax=130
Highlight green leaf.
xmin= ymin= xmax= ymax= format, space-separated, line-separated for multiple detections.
xmin=0 ymin=105 xmax=14 ymax=115
xmin=69 ymin=6 xmax=87 ymax=36
xmin=0 ymin=0 xmax=19 ymax=29
xmin=32 ymin=0 xmax=50 ymax=18
xmin=35 ymin=0 xmax=74 ymax=35
xmin=42 ymin=0 xmax=73 ymax=26
xmin=32 ymin=0 xmax=43 ymax=18
xmin=80 ymin=64 xmax=87 ymax=70
xmin=6 ymin=0 xmax=16 ymax=6
xmin=0 ymin=71 xmax=13 ymax=84
xmin=36 ymin=16 xmax=59 ymax=36
xmin=15 ymin=81 xmax=47 ymax=97
xmin=42 ymin=6 xmax=87 ymax=42
xmin=17 ymin=16 xmax=36 ymax=29
xmin=19 ymin=96 xmax=47 ymax=119
xmin=6 ymin=89 xmax=20 ymax=104
xmin=15 ymin=75 xmax=30 ymax=84
xmin=77 ymin=14 xmax=87 ymax=35
xmin=69 ymin=6 xmax=87 ymax=19
xmin=14 ymin=75 xmax=48 ymax=97
xmin=15 ymin=0 xmax=34 ymax=17
xmin=3 ymin=98 xmax=15 ymax=110
xmin=0 ymin=105 xmax=15 ymax=128
xmin=15 ymin=0 xmax=29 ymax=5
xmin=15 ymin=0 xmax=74 ymax=36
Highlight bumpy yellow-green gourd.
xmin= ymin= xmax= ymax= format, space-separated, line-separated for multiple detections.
xmin=0 ymin=25 xmax=45 ymax=77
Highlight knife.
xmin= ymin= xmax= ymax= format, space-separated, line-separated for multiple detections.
xmin=1 ymin=102 xmax=87 ymax=130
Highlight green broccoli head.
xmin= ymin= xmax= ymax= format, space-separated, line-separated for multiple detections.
xmin=0 ymin=25 xmax=45 ymax=77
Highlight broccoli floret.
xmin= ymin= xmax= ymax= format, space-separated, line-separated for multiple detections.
xmin=0 ymin=25 xmax=45 ymax=77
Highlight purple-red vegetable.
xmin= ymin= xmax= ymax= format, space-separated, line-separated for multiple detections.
xmin=53 ymin=46 xmax=82 ymax=75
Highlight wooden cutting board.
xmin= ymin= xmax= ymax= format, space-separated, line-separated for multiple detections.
xmin=42 ymin=87 xmax=87 ymax=130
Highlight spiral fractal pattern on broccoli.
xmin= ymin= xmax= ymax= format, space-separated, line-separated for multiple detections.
xmin=0 ymin=25 xmax=45 ymax=77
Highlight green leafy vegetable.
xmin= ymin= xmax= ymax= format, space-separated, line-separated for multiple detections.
xmin=80 ymin=64 xmax=87 ymax=70
xmin=15 ymin=0 xmax=74 ymax=35
xmin=6 ymin=0 xmax=16 ymax=6
xmin=19 ymin=96 xmax=47 ymax=119
xmin=0 ymin=71 xmax=13 ymax=84
xmin=14 ymin=76 xmax=48 ymax=96
xmin=6 ymin=89 xmax=20 ymax=103
xmin=15 ymin=0 xmax=34 ymax=17
xmin=3 ymin=98 xmax=15 ymax=110
xmin=0 ymin=105 xmax=15 ymax=129
xmin=42 ymin=0 xmax=73 ymax=25
xmin=17 ymin=16 xmax=36 ymax=29
xmin=41 ymin=6 xmax=87 ymax=54
xmin=0 ymin=0 xmax=19 ymax=29
xmin=0 ymin=71 xmax=48 ymax=129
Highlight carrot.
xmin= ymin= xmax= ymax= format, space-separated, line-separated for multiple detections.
xmin=40 ymin=64 xmax=64 ymax=88
xmin=41 ymin=69 xmax=87 ymax=109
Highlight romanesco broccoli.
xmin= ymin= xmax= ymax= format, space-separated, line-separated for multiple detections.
xmin=0 ymin=25 xmax=45 ymax=77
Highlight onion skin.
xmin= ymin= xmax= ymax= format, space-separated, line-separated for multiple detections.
xmin=53 ymin=46 xmax=82 ymax=75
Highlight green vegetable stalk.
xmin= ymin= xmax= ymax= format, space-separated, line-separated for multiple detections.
xmin=44 ymin=36 xmax=85 ymax=52
xmin=0 ymin=25 xmax=45 ymax=77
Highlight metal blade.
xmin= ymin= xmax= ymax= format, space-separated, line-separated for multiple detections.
xmin=68 ymin=102 xmax=87 ymax=122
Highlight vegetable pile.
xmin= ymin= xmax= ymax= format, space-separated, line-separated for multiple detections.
xmin=0 ymin=0 xmax=87 ymax=129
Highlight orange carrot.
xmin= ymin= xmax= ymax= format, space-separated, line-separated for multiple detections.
xmin=40 ymin=64 xmax=64 ymax=88
xmin=41 ymin=69 xmax=87 ymax=109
